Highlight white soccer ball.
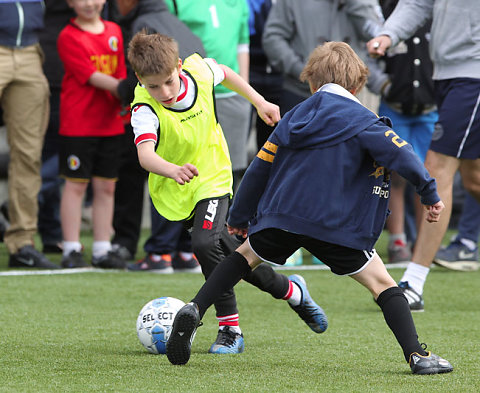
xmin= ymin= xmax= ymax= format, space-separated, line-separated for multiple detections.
xmin=136 ymin=296 xmax=185 ymax=354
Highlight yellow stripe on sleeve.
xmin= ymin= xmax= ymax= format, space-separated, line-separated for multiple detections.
xmin=263 ymin=141 xmax=278 ymax=153
xmin=257 ymin=149 xmax=275 ymax=163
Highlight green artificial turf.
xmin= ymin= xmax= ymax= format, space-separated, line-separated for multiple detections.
xmin=0 ymin=231 xmax=479 ymax=392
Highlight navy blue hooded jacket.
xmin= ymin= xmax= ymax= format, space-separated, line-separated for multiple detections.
xmin=228 ymin=84 xmax=439 ymax=251
xmin=0 ymin=1 xmax=44 ymax=48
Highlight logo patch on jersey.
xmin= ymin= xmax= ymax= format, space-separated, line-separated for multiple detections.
xmin=369 ymin=165 xmax=385 ymax=178
xmin=67 ymin=155 xmax=81 ymax=171
xmin=109 ymin=36 xmax=119 ymax=52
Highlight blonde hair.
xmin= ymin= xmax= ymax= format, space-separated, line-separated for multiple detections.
xmin=127 ymin=31 xmax=179 ymax=78
xmin=300 ymin=41 xmax=369 ymax=93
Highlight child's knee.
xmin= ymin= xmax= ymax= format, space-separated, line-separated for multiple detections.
xmin=376 ymin=286 xmax=405 ymax=308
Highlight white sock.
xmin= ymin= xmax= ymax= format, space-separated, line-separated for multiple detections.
xmin=400 ymin=262 xmax=430 ymax=294
xmin=285 ymin=281 xmax=302 ymax=306
xmin=92 ymin=241 xmax=112 ymax=259
xmin=219 ymin=325 xmax=242 ymax=335
xmin=62 ymin=241 xmax=82 ymax=257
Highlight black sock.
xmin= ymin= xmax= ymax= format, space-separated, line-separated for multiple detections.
xmin=192 ymin=252 xmax=251 ymax=319
xmin=376 ymin=286 xmax=427 ymax=362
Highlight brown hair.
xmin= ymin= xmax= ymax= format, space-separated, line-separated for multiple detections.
xmin=300 ymin=41 xmax=369 ymax=93
xmin=127 ymin=31 xmax=179 ymax=78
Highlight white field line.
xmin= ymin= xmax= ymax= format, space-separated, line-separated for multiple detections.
xmin=0 ymin=263 xmax=411 ymax=277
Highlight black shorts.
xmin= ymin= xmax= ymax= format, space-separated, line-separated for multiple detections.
xmin=431 ymin=78 xmax=480 ymax=159
xmin=59 ymin=135 xmax=123 ymax=180
xmin=248 ymin=228 xmax=376 ymax=276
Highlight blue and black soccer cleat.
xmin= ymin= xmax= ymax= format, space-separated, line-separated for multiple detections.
xmin=208 ymin=326 xmax=245 ymax=354
xmin=288 ymin=274 xmax=328 ymax=333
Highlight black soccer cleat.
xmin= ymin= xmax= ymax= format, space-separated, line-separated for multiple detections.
xmin=409 ymin=351 xmax=453 ymax=375
xmin=166 ymin=302 xmax=201 ymax=365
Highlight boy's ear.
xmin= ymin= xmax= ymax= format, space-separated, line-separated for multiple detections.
xmin=177 ymin=58 xmax=183 ymax=72
xmin=135 ymin=72 xmax=143 ymax=84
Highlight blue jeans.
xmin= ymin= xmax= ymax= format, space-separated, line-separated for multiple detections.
xmin=143 ymin=200 xmax=192 ymax=254
xmin=456 ymin=193 xmax=480 ymax=243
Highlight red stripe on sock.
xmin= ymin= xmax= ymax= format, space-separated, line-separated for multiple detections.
xmin=217 ymin=313 xmax=239 ymax=327
xmin=283 ymin=280 xmax=293 ymax=300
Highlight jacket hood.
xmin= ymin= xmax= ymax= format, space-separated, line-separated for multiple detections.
xmin=275 ymin=84 xmax=379 ymax=149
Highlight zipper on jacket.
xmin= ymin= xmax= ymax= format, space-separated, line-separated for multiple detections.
xmin=15 ymin=2 xmax=25 ymax=47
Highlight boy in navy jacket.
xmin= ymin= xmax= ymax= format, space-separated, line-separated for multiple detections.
xmin=166 ymin=42 xmax=453 ymax=375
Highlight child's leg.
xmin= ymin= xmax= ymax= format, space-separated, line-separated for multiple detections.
xmin=166 ymin=244 xmax=257 ymax=365
xmin=91 ymin=177 xmax=116 ymax=242
xmin=351 ymin=253 xmax=427 ymax=361
xmin=191 ymin=197 xmax=243 ymax=325
xmin=192 ymin=199 xmax=293 ymax=330
xmin=193 ymin=229 xmax=327 ymax=334
xmin=60 ymin=179 xmax=88 ymax=242
xmin=192 ymin=241 xmax=262 ymax=319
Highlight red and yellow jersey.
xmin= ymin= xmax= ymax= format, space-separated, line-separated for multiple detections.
xmin=58 ymin=18 xmax=126 ymax=137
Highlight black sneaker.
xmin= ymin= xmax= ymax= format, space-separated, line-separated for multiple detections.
xmin=166 ymin=302 xmax=201 ymax=365
xmin=111 ymin=244 xmax=134 ymax=261
xmin=172 ymin=253 xmax=201 ymax=273
xmin=61 ymin=250 xmax=89 ymax=268
xmin=43 ymin=243 xmax=63 ymax=254
xmin=9 ymin=245 xmax=60 ymax=269
xmin=127 ymin=253 xmax=174 ymax=273
xmin=208 ymin=326 xmax=245 ymax=354
xmin=398 ymin=281 xmax=424 ymax=312
xmin=92 ymin=250 xmax=126 ymax=269
xmin=409 ymin=350 xmax=453 ymax=375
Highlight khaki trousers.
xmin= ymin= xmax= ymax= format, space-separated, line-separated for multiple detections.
xmin=0 ymin=44 xmax=50 ymax=253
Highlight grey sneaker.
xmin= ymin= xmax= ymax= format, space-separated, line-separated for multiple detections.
xmin=9 ymin=245 xmax=60 ymax=269
xmin=398 ymin=281 xmax=424 ymax=312
xmin=433 ymin=239 xmax=479 ymax=271
xmin=388 ymin=240 xmax=412 ymax=263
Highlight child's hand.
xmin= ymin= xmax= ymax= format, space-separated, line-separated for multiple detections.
xmin=257 ymin=100 xmax=280 ymax=127
xmin=171 ymin=163 xmax=199 ymax=185
xmin=425 ymin=201 xmax=444 ymax=223
xmin=227 ymin=224 xmax=248 ymax=238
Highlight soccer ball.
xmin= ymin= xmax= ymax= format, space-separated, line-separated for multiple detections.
xmin=136 ymin=297 xmax=185 ymax=354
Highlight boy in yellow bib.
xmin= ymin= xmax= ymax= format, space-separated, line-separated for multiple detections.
xmin=128 ymin=32 xmax=328 ymax=354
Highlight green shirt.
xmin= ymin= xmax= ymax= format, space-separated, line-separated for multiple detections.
xmin=165 ymin=0 xmax=249 ymax=96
